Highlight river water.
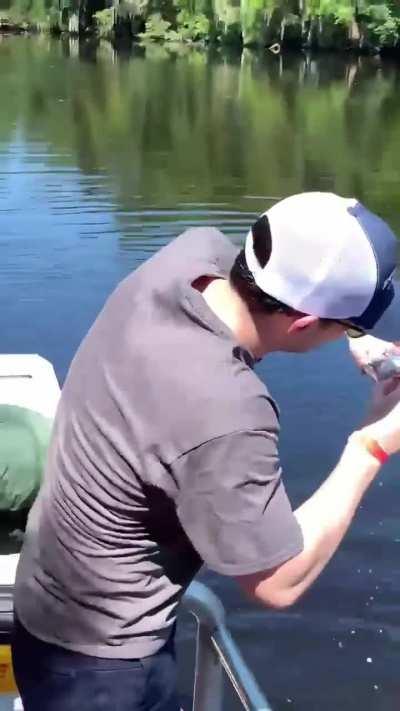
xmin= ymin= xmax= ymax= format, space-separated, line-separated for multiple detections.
xmin=1 ymin=35 xmax=400 ymax=710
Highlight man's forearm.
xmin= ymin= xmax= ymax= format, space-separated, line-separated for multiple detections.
xmin=238 ymin=432 xmax=381 ymax=608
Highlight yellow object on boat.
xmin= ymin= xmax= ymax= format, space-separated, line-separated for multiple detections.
xmin=0 ymin=645 xmax=17 ymax=694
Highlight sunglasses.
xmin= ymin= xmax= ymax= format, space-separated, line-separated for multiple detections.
xmin=334 ymin=320 xmax=366 ymax=339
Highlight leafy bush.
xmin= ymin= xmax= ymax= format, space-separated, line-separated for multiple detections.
xmin=363 ymin=3 xmax=400 ymax=47
xmin=175 ymin=9 xmax=210 ymax=40
xmin=140 ymin=11 xmax=172 ymax=39
xmin=94 ymin=7 xmax=115 ymax=38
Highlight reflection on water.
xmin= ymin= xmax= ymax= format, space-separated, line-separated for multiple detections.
xmin=1 ymin=35 xmax=400 ymax=710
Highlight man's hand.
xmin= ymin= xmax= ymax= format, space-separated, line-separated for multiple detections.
xmin=362 ymin=378 xmax=400 ymax=455
xmin=347 ymin=335 xmax=400 ymax=454
xmin=348 ymin=334 xmax=400 ymax=373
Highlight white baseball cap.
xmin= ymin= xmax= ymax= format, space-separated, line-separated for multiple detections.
xmin=244 ymin=192 xmax=399 ymax=340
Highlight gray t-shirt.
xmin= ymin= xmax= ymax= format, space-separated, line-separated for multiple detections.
xmin=14 ymin=228 xmax=303 ymax=659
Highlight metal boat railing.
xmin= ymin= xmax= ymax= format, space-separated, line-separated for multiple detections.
xmin=182 ymin=582 xmax=273 ymax=711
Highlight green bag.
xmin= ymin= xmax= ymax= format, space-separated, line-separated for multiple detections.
xmin=0 ymin=404 xmax=53 ymax=513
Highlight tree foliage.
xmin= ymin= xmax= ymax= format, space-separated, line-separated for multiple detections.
xmin=2 ymin=0 xmax=400 ymax=50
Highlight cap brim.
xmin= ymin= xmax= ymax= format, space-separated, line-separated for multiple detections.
xmin=367 ymin=279 xmax=400 ymax=341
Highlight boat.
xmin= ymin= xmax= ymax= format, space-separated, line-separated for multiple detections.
xmin=0 ymin=355 xmax=60 ymax=709
xmin=0 ymin=355 xmax=271 ymax=711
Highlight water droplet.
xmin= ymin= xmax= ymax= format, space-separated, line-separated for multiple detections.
xmin=338 ymin=641 xmax=344 ymax=649
xmin=378 ymin=629 xmax=383 ymax=634
xmin=366 ymin=657 xmax=373 ymax=663
xmin=368 ymin=569 xmax=373 ymax=574
xmin=369 ymin=596 xmax=374 ymax=601
xmin=351 ymin=630 xmax=356 ymax=635
xmin=373 ymin=684 xmax=379 ymax=691
xmin=378 ymin=481 xmax=383 ymax=486
xmin=286 ymin=699 xmax=293 ymax=704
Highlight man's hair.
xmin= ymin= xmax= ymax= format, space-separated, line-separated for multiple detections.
xmin=229 ymin=248 xmax=296 ymax=315
xmin=229 ymin=215 xmax=297 ymax=315
xmin=230 ymin=250 xmax=335 ymax=330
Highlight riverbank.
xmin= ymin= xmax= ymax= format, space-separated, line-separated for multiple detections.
xmin=1 ymin=1 xmax=400 ymax=54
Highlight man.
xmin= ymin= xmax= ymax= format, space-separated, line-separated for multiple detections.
xmin=12 ymin=192 xmax=400 ymax=710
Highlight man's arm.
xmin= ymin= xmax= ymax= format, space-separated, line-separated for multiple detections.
xmin=236 ymin=433 xmax=379 ymax=609
xmin=237 ymin=350 xmax=400 ymax=609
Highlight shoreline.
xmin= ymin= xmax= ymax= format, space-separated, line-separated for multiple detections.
xmin=1 ymin=10 xmax=400 ymax=58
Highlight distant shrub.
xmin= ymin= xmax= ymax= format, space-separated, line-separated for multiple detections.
xmin=94 ymin=7 xmax=115 ymax=37
xmin=174 ymin=10 xmax=210 ymax=41
xmin=139 ymin=11 xmax=172 ymax=40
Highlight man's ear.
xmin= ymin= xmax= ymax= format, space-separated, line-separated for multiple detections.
xmin=287 ymin=314 xmax=319 ymax=334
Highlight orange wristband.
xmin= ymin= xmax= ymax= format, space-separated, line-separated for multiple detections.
xmin=357 ymin=434 xmax=389 ymax=465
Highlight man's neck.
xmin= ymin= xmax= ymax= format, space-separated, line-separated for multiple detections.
xmin=193 ymin=276 xmax=282 ymax=358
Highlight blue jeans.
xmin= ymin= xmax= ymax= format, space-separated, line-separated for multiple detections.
xmin=11 ymin=617 xmax=180 ymax=711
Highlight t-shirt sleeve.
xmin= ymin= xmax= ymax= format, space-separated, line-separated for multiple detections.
xmin=172 ymin=428 xmax=304 ymax=576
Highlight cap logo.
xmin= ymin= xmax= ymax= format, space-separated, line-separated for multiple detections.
xmin=383 ymin=269 xmax=395 ymax=290
xmin=251 ymin=215 xmax=272 ymax=268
